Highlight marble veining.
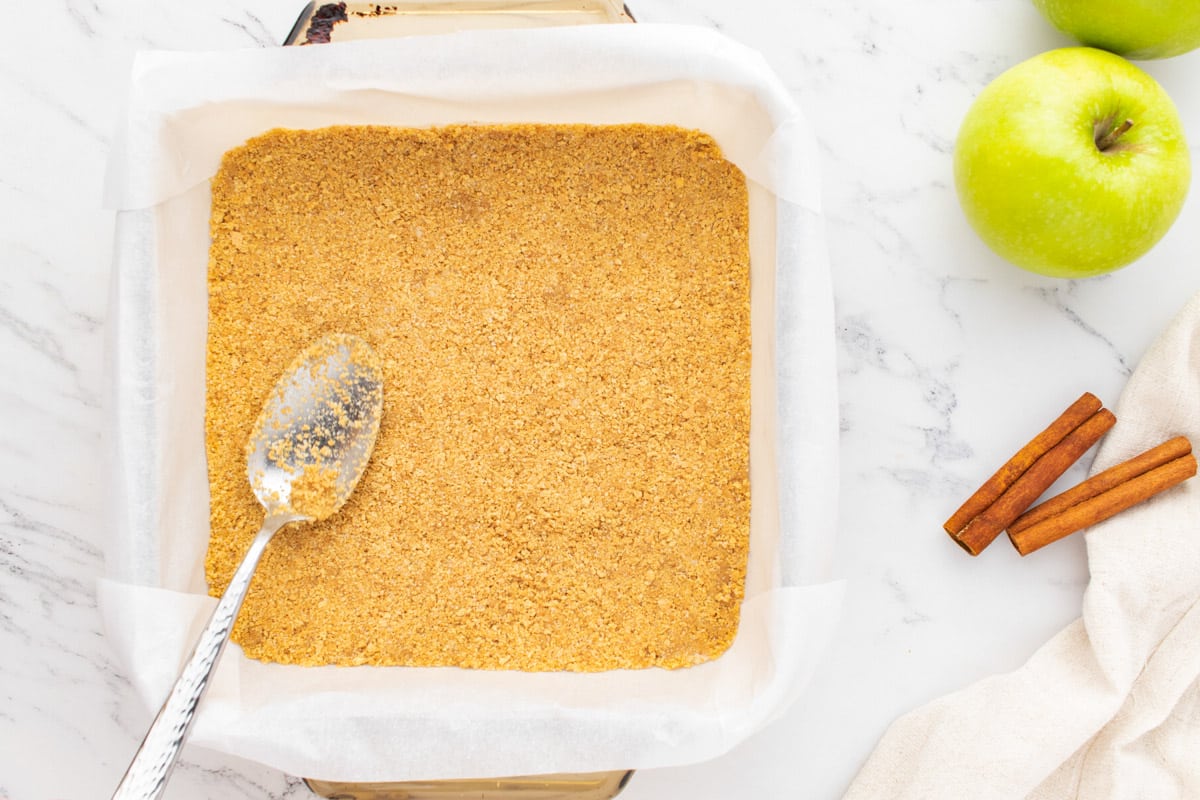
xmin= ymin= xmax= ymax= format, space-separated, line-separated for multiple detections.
xmin=4 ymin=0 xmax=1200 ymax=798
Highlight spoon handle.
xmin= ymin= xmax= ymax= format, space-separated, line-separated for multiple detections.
xmin=111 ymin=515 xmax=295 ymax=800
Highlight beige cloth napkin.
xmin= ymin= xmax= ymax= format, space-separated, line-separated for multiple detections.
xmin=844 ymin=292 xmax=1200 ymax=800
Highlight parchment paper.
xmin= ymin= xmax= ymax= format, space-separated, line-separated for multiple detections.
xmin=99 ymin=24 xmax=843 ymax=781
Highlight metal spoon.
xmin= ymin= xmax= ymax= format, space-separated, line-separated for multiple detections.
xmin=111 ymin=333 xmax=384 ymax=800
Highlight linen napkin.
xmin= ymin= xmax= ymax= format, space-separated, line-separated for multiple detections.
xmin=844 ymin=291 xmax=1200 ymax=800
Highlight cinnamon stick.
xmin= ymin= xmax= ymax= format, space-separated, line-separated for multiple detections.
xmin=944 ymin=392 xmax=1102 ymax=539
xmin=1009 ymin=440 xmax=1196 ymax=556
xmin=1009 ymin=436 xmax=1191 ymax=534
xmin=952 ymin=408 xmax=1115 ymax=555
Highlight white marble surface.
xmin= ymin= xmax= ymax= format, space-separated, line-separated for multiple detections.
xmin=4 ymin=1 xmax=1200 ymax=798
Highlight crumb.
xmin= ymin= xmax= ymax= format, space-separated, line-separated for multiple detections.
xmin=205 ymin=124 xmax=751 ymax=671
xmin=284 ymin=464 xmax=342 ymax=521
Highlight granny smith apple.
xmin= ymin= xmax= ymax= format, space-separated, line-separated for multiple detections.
xmin=1032 ymin=0 xmax=1200 ymax=60
xmin=954 ymin=47 xmax=1190 ymax=278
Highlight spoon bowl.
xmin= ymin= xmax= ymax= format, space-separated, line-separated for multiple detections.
xmin=112 ymin=333 xmax=384 ymax=800
xmin=248 ymin=333 xmax=384 ymax=520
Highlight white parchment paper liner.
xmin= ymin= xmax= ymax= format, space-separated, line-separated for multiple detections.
xmin=100 ymin=24 xmax=842 ymax=781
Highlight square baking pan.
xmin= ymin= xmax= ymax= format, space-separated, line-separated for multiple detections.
xmin=101 ymin=6 xmax=840 ymax=796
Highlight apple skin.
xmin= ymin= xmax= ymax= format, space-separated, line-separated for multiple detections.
xmin=1032 ymin=0 xmax=1200 ymax=60
xmin=954 ymin=48 xmax=1190 ymax=279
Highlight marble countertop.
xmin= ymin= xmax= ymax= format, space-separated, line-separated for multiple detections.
xmin=5 ymin=1 xmax=1200 ymax=797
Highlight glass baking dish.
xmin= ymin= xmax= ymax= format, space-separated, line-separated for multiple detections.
xmin=284 ymin=0 xmax=634 ymax=45
xmin=97 ymin=0 xmax=840 ymax=791
xmin=287 ymin=8 xmax=638 ymax=800
xmin=305 ymin=770 xmax=634 ymax=799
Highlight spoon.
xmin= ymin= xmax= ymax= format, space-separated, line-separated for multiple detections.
xmin=111 ymin=333 xmax=384 ymax=800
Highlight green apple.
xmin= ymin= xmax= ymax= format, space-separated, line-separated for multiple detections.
xmin=1032 ymin=0 xmax=1200 ymax=60
xmin=954 ymin=47 xmax=1190 ymax=278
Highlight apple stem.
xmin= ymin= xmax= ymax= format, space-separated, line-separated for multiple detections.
xmin=1096 ymin=118 xmax=1134 ymax=152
